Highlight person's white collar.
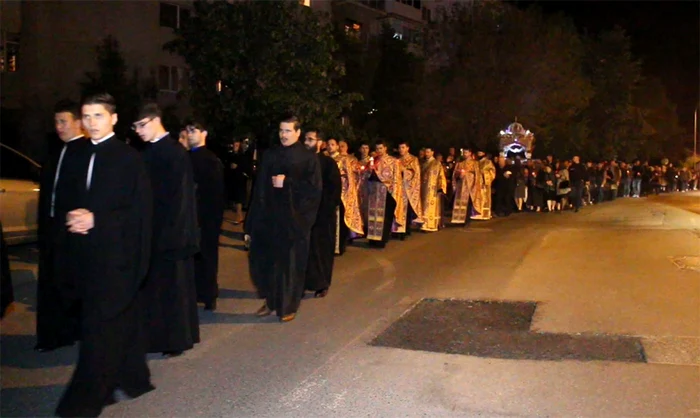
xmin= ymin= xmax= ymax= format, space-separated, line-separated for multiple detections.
xmin=91 ymin=132 xmax=115 ymax=145
xmin=151 ymin=132 xmax=169 ymax=143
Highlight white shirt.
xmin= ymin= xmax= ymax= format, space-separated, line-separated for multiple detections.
xmin=150 ymin=132 xmax=169 ymax=144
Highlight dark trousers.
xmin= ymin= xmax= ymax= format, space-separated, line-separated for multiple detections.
xmin=570 ymin=181 xmax=583 ymax=210
xmin=56 ymin=293 xmax=152 ymax=417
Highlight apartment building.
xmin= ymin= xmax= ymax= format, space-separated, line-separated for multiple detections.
xmin=0 ymin=0 xmax=441 ymax=158
xmin=1 ymin=0 xmax=195 ymax=158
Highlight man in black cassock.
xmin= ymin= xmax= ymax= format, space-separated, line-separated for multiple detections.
xmin=55 ymin=93 xmax=153 ymax=417
xmin=248 ymin=115 xmax=322 ymax=322
xmin=187 ymin=121 xmax=225 ymax=311
xmin=303 ymin=130 xmax=341 ymax=298
xmin=35 ymin=99 xmax=88 ymax=351
xmin=134 ymin=103 xmax=200 ymax=356
xmin=493 ymin=156 xmax=515 ymax=217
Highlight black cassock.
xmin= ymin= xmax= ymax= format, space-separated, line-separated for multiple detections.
xmin=493 ymin=164 xmax=515 ymax=216
xmin=35 ymin=136 xmax=89 ymax=350
xmin=56 ymin=136 xmax=153 ymax=418
xmin=1 ymin=223 xmax=13 ymax=318
xmin=248 ymin=141 xmax=321 ymax=317
xmin=305 ymin=153 xmax=341 ymax=292
xmin=141 ymin=135 xmax=200 ymax=353
xmin=189 ymin=146 xmax=225 ymax=306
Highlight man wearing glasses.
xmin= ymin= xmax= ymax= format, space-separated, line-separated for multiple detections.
xmin=133 ymin=103 xmax=200 ymax=357
xmin=186 ymin=120 xmax=225 ymax=311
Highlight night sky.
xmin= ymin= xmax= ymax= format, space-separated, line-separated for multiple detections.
xmin=516 ymin=0 xmax=699 ymax=133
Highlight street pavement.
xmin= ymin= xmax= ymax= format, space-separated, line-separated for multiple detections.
xmin=2 ymin=193 xmax=699 ymax=417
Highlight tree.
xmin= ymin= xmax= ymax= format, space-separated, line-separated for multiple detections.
xmin=628 ymin=77 xmax=684 ymax=161
xmin=166 ymin=0 xmax=358 ymax=148
xmin=80 ymin=36 xmax=154 ymax=141
xmin=364 ymin=25 xmax=425 ymax=145
xmin=581 ymin=26 xmax=642 ymax=160
xmin=419 ymin=2 xmax=592 ymax=155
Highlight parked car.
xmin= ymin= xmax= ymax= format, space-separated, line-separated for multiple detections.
xmin=0 ymin=143 xmax=41 ymax=245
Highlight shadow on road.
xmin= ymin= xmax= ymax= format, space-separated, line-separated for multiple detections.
xmin=1 ymin=384 xmax=64 ymax=417
xmin=217 ymin=288 xmax=258 ymax=299
xmin=220 ymin=229 xmax=244 ymax=242
xmin=219 ymin=243 xmax=247 ymax=251
xmin=198 ymin=311 xmax=278 ymax=325
xmin=0 ymin=334 xmax=77 ymax=369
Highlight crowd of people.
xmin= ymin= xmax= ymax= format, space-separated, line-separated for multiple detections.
xmin=34 ymin=94 xmax=225 ymax=417
xmin=15 ymin=90 xmax=698 ymax=417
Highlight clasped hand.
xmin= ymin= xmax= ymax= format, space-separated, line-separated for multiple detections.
xmin=66 ymin=209 xmax=94 ymax=235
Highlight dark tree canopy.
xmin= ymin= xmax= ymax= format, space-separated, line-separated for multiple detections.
xmin=166 ymin=0 xmax=359 ymax=148
xmin=80 ymin=36 xmax=154 ymax=141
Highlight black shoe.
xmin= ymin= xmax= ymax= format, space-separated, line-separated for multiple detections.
xmin=162 ymin=350 xmax=183 ymax=358
xmin=204 ymin=300 xmax=217 ymax=311
xmin=314 ymin=289 xmax=329 ymax=298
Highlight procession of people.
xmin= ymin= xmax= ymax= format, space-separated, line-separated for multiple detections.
xmin=16 ymin=92 xmax=699 ymax=417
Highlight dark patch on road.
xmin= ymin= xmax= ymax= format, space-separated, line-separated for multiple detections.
xmin=371 ymin=299 xmax=646 ymax=363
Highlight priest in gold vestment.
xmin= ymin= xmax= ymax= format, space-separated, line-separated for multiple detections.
xmin=420 ymin=147 xmax=447 ymax=232
xmin=363 ymin=141 xmax=405 ymax=248
xmin=327 ymin=139 xmax=363 ymax=255
xmin=393 ymin=141 xmax=422 ymax=238
xmin=356 ymin=142 xmax=372 ymax=230
xmin=471 ymin=151 xmax=496 ymax=220
xmin=451 ymin=148 xmax=482 ymax=224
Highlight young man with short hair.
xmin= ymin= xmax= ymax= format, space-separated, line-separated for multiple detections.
xmin=56 ymin=93 xmax=153 ymax=417
xmin=134 ymin=103 xmax=200 ymax=355
xmin=187 ymin=121 xmax=226 ymax=311
xmin=304 ymin=129 xmax=341 ymax=298
xmin=35 ymin=99 xmax=88 ymax=352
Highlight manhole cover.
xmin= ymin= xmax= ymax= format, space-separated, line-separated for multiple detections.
xmin=371 ymin=299 xmax=645 ymax=363
xmin=670 ymin=256 xmax=700 ymax=272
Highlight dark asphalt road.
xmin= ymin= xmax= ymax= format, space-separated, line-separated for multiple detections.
xmin=2 ymin=193 xmax=698 ymax=417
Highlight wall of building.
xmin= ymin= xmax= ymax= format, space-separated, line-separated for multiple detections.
xmin=4 ymin=0 xmax=192 ymax=158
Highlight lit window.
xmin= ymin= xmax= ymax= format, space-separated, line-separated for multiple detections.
xmin=344 ymin=19 xmax=362 ymax=38
xmin=1 ymin=33 xmax=19 ymax=73
xmin=299 ymin=0 xmax=311 ymax=6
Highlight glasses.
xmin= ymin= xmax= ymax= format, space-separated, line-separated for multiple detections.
xmin=132 ymin=117 xmax=154 ymax=131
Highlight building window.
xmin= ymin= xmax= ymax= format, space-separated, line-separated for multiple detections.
xmin=160 ymin=3 xmax=189 ymax=29
xmin=422 ymin=7 xmax=431 ymax=22
xmin=1 ymin=33 xmax=20 ymax=73
xmin=344 ymin=20 xmax=362 ymax=38
xmin=158 ymin=65 xmax=185 ymax=92
xmin=397 ymin=0 xmax=421 ymax=10
xmin=360 ymin=0 xmax=385 ymax=10
xmin=298 ymin=0 xmax=311 ymax=6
